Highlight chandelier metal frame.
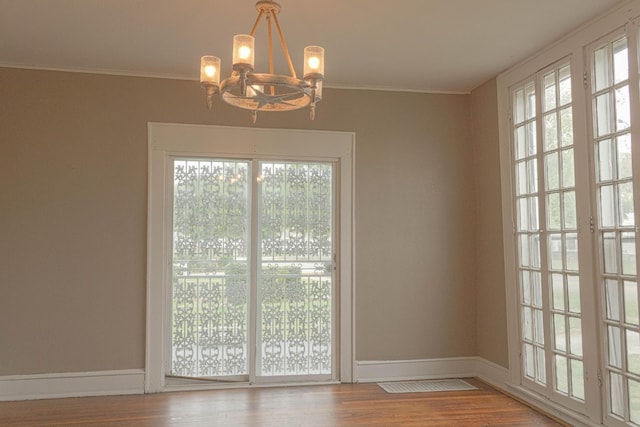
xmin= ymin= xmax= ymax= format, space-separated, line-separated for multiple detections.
xmin=200 ymin=0 xmax=324 ymax=122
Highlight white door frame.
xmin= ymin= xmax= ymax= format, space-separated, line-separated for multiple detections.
xmin=145 ymin=123 xmax=355 ymax=392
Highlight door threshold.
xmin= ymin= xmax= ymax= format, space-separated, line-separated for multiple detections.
xmin=162 ymin=378 xmax=341 ymax=393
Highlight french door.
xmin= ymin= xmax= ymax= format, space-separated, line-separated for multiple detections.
xmin=587 ymin=28 xmax=640 ymax=427
xmin=170 ymin=158 xmax=336 ymax=383
xmin=146 ymin=123 xmax=354 ymax=392
xmin=510 ymin=58 xmax=590 ymax=414
xmin=505 ymin=20 xmax=640 ymax=427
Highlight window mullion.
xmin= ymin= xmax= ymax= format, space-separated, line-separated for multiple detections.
xmin=570 ymin=50 xmax=604 ymax=423
xmin=624 ymin=21 xmax=640 ymax=427
xmin=535 ymin=70 xmax=555 ymax=399
xmin=249 ymin=160 xmax=259 ymax=383
xmin=628 ymin=21 xmax=640 ymax=264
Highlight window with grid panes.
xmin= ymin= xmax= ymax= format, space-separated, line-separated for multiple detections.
xmin=499 ymin=7 xmax=640 ymax=427
xmin=511 ymin=60 xmax=586 ymax=411
xmin=589 ymin=30 xmax=640 ymax=426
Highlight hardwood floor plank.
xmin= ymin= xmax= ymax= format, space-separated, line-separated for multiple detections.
xmin=0 ymin=379 xmax=565 ymax=426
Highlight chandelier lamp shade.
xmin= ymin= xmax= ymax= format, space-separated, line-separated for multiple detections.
xmin=199 ymin=0 xmax=325 ymax=122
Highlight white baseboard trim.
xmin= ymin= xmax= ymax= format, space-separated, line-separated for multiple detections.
xmin=0 ymin=360 xmax=603 ymax=426
xmin=473 ymin=357 xmax=510 ymax=386
xmin=0 ymin=369 xmax=145 ymax=401
xmin=472 ymin=360 xmax=601 ymax=427
xmin=356 ymin=357 xmax=478 ymax=383
xmin=356 ymin=357 xmax=603 ymax=426
xmin=501 ymin=383 xmax=602 ymax=427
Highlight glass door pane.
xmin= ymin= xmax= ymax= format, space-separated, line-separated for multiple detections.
xmin=170 ymin=159 xmax=250 ymax=378
xmin=257 ymin=161 xmax=334 ymax=377
xmin=542 ymin=64 xmax=585 ymax=402
xmin=590 ymin=32 xmax=640 ymax=425
xmin=514 ymin=80 xmax=547 ymax=388
xmin=512 ymin=61 xmax=587 ymax=411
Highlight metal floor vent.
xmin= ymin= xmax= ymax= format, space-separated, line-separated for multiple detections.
xmin=378 ymin=379 xmax=478 ymax=394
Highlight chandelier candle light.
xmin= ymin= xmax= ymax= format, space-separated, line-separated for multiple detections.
xmin=199 ymin=0 xmax=325 ymax=123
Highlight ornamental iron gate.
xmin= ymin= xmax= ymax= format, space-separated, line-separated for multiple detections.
xmin=170 ymin=158 xmax=334 ymax=379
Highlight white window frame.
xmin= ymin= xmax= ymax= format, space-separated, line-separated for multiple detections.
xmin=585 ymin=23 xmax=640 ymax=427
xmin=508 ymin=57 xmax=591 ymax=414
xmin=145 ymin=123 xmax=356 ymax=392
xmin=498 ymin=1 xmax=640 ymax=425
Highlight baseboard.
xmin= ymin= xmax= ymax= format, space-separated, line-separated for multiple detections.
xmin=0 ymin=369 xmax=145 ymax=401
xmin=501 ymin=383 xmax=602 ymax=427
xmin=356 ymin=357 xmax=602 ymax=425
xmin=473 ymin=357 xmax=510 ymax=386
xmin=473 ymin=360 xmax=601 ymax=427
xmin=355 ymin=357 xmax=478 ymax=383
xmin=0 ymin=360 xmax=603 ymax=426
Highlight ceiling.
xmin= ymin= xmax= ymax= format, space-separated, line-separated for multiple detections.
xmin=0 ymin=0 xmax=626 ymax=93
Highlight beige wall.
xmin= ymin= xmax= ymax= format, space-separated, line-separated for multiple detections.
xmin=0 ymin=67 xmax=484 ymax=375
xmin=471 ymin=78 xmax=509 ymax=368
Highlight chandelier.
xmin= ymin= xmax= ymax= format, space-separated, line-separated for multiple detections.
xmin=199 ymin=0 xmax=324 ymax=123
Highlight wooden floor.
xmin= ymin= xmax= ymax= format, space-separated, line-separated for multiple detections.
xmin=0 ymin=379 xmax=565 ymax=426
